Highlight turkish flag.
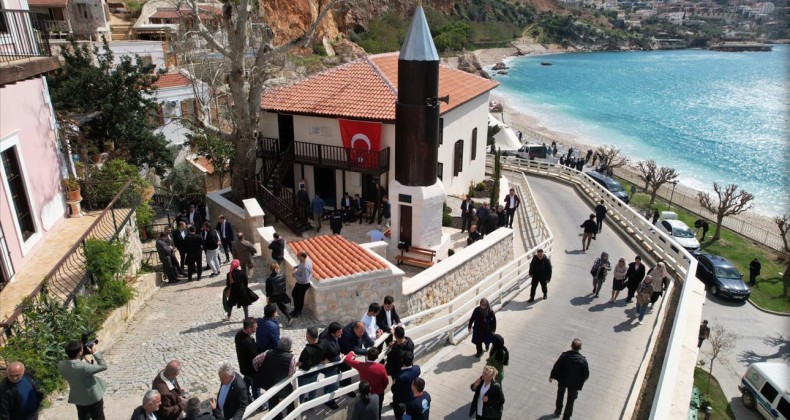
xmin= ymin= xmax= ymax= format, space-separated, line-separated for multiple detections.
xmin=339 ymin=119 xmax=381 ymax=170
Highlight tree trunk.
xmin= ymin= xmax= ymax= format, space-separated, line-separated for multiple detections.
xmin=712 ymin=215 xmax=724 ymax=241
xmin=230 ymin=138 xmax=255 ymax=199
xmin=649 ymin=188 xmax=659 ymax=206
xmin=706 ymin=359 xmax=715 ymax=394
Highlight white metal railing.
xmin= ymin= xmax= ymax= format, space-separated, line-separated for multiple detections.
xmin=244 ymin=168 xmax=554 ymax=419
xmin=494 ymin=155 xmax=705 ymax=420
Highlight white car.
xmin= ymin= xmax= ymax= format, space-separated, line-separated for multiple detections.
xmin=656 ymin=211 xmax=701 ymax=254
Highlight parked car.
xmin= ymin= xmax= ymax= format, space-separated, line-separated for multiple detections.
xmin=738 ymin=362 xmax=790 ymax=420
xmin=695 ymin=253 xmax=751 ymax=300
xmin=656 ymin=212 xmax=700 ymax=254
xmin=585 ymin=171 xmax=630 ymax=204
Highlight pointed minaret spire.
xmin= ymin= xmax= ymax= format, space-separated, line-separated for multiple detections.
xmin=399 ymin=5 xmax=439 ymax=62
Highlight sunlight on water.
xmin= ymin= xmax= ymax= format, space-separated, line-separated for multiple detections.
xmin=495 ymin=47 xmax=790 ymax=216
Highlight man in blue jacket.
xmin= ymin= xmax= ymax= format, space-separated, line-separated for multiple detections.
xmin=256 ymin=304 xmax=280 ymax=353
xmin=338 ymin=322 xmax=374 ymax=354
xmin=311 ymin=193 xmax=325 ymax=232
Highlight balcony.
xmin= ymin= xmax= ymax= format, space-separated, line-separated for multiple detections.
xmin=257 ymin=137 xmax=390 ymax=176
xmin=0 ymin=9 xmax=60 ymax=85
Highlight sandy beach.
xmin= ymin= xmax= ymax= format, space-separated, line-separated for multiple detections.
xmin=470 ymin=47 xmax=782 ymax=233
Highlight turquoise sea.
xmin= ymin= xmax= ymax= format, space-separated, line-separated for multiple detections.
xmin=493 ymin=46 xmax=790 ymax=216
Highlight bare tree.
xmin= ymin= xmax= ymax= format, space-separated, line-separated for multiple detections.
xmin=697 ymin=183 xmax=754 ymax=241
xmin=774 ymin=214 xmax=790 ymax=297
xmin=703 ymin=323 xmax=737 ymax=394
xmin=595 ymin=144 xmax=629 ymax=171
xmin=634 ymin=160 xmax=678 ymax=206
xmin=175 ymin=0 xmax=345 ymax=198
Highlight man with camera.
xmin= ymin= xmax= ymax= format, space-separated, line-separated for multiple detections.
xmin=58 ymin=339 xmax=107 ymax=420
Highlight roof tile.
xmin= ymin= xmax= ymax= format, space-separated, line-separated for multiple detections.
xmin=288 ymin=236 xmax=388 ymax=280
xmin=153 ymin=73 xmax=192 ymax=89
xmin=261 ymin=53 xmax=498 ymax=121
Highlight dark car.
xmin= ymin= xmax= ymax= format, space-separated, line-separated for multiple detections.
xmin=695 ymin=253 xmax=751 ymax=301
xmin=585 ymin=171 xmax=630 ymax=204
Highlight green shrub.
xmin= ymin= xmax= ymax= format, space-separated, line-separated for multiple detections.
xmin=135 ymin=201 xmax=155 ymax=239
xmin=442 ymin=201 xmax=454 ymax=227
xmin=475 ymin=182 xmax=487 ymax=191
xmin=84 ymin=239 xmax=128 ymax=288
xmin=468 ymin=181 xmax=476 ymax=198
xmin=86 ymin=279 xmax=134 ymax=316
xmin=85 ymin=159 xmax=149 ymax=208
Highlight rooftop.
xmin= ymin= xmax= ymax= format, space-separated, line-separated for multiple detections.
xmin=288 ymin=236 xmax=389 ymax=280
xmin=153 ymin=72 xmax=192 ymax=89
xmin=149 ymin=6 xmax=221 ymax=20
xmin=27 ymin=0 xmax=68 ymax=7
xmin=261 ymin=53 xmax=498 ymax=122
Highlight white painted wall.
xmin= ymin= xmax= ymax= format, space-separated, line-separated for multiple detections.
xmin=104 ymin=41 xmax=167 ymax=71
xmin=145 ymin=74 xmax=210 ymax=147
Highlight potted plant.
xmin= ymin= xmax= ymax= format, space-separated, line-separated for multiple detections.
xmin=62 ymin=178 xmax=81 ymax=201
xmin=88 ymin=145 xmax=102 ymax=164
xmin=74 ymin=161 xmax=85 ymax=178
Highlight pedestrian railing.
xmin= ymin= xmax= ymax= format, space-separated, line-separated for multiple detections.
xmin=243 ymin=170 xmax=554 ymax=419
xmin=492 ymin=155 xmax=705 ymax=420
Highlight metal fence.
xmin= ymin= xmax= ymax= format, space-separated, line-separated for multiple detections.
xmin=0 ymin=180 xmax=140 ymax=345
xmin=0 ymin=9 xmax=52 ymax=62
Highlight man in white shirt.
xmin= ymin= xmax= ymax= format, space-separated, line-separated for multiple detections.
xmin=367 ymin=228 xmax=387 ymax=242
xmin=361 ymin=303 xmax=383 ymax=340
xmin=376 ymin=295 xmax=402 ymax=345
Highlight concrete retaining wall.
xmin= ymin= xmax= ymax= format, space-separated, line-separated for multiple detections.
xmin=99 ymin=272 xmax=162 ymax=351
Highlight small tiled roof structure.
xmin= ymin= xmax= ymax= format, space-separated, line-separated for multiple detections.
xmin=289 ymin=236 xmax=388 ymax=280
xmin=153 ymin=73 xmax=192 ymax=89
xmin=191 ymin=156 xmax=215 ymax=174
xmin=261 ymin=53 xmax=498 ymax=122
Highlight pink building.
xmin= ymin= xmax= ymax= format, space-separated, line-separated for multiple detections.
xmin=0 ymin=0 xmax=65 ymax=287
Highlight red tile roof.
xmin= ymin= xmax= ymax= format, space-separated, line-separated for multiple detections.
xmin=192 ymin=156 xmax=215 ymax=174
xmin=261 ymin=53 xmax=498 ymax=122
xmin=28 ymin=0 xmax=68 ymax=7
xmin=153 ymin=73 xmax=191 ymax=89
xmin=289 ymin=236 xmax=388 ymax=280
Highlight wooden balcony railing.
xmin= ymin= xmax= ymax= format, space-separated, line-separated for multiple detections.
xmin=257 ymin=138 xmax=390 ymax=175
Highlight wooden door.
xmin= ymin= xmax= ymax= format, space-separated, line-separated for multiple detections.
xmin=400 ymin=205 xmax=412 ymax=247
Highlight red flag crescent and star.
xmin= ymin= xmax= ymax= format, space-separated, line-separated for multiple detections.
xmin=339 ymin=119 xmax=381 ymax=169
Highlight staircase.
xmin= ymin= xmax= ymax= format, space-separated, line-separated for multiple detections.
xmin=110 ymin=23 xmax=132 ymax=41
xmin=248 ymin=143 xmax=313 ymax=235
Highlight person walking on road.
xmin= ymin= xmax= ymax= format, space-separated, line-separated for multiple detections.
xmin=624 ymin=256 xmax=646 ymax=303
xmin=698 ymin=320 xmax=710 ymax=348
xmin=580 ymin=214 xmax=597 ymax=252
xmin=468 ymin=298 xmax=497 ymax=358
xmin=311 ymin=192 xmax=325 ymax=232
xmin=589 ymin=252 xmax=610 ymax=298
xmin=610 ymin=257 xmax=628 ymax=303
xmin=594 ymin=200 xmax=607 ymax=234
xmin=528 ymin=248 xmax=552 ymax=302
xmin=226 ymin=259 xmax=259 ymax=320
xmin=265 ymin=263 xmax=292 ymax=324
xmin=635 ymin=262 xmax=666 ymax=325
xmin=749 ymin=258 xmax=761 ymax=286
xmin=469 ymin=365 xmax=505 ymax=420
xmin=503 ymin=188 xmax=520 ymax=229
xmin=550 ymin=339 xmax=590 ymax=420
xmin=486 ymin=335 xmax=509 ymax=386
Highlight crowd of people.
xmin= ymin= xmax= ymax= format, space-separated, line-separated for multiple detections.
xmin=462 ymin=188 xmax=521 ymax=246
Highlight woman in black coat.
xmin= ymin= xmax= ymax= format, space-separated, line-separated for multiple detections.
xmin=469 ymin=365 xmax=505 ymax=420
xmin=467 ymin=298 xmax=497 ymax=357
xmin=265 ymin=263 xmax=291 ymax=322
xmin=226 ymin=259 xmax=258 ymax=319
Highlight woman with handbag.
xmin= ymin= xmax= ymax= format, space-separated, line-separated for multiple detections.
xmin=610 ymin=257 xmax=628 ymax=303
xmin=635 ymin=262 xmax=665 ymax=325
xmin=265 ymin=263 xmax=292 ymax=324
xmin=226 ymin=259 xmax=259 ymax=320
xmin=469 ymin=365 xmax=505 ymax=420
xmin=468 ymin=298 xmax=497 ymax=358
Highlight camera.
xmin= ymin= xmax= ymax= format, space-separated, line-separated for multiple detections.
xmin=81 ymin=331 xmax=99 ymax=353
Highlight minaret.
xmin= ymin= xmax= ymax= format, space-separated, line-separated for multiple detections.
xmin=389 ymin=4 xmax=449 ymax=254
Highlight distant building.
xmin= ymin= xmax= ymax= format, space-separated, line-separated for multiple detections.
xmin=27 ymin=0 xmax=109 ymax=40
xmin=132 ymin=0 xmax=222 ymax=40
xmin=148 ymin=71 xmax=213 ymax=149
xmin=759 ymin=2 xmax=775 ymax=14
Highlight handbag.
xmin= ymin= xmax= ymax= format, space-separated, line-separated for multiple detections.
xmin=246 ymin=287 xmax=259 ymax=304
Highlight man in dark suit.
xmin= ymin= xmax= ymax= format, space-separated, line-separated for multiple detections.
xmin=156 ymin=232 xmax=178 ymax=283
xmin=216 ymin=215 xmax=234 ymax=264
xmin=550 ymin=339 xmax=589 ymax=420
xmin=214 ymin=363 xmax=249 ymax=420
xmin=340 ymin=192 xmax=353 ymax=223
xmin=235 ymin=318 xmax=260 ymax=400
xmin=187 ymin=204 xmax=203 ymax=229
xmin=184 ymin=225 xmax=204 ymax=281
xmin=503 ymin=188 xmax=521 ymax=228
xmin=624 ymin=256 xmax=646 ymax=303
xmin=376 ymin=295 xmax=401 ymax=345
xmin=297 ymin=185 xmax=310 ymax=221
xmin=391 ymin=351 xmax=421 ymax=420
xmin=460 ymin=196 xmax=474 ymax=233
xmin=172 ymin=222 xmax=189 ymax=274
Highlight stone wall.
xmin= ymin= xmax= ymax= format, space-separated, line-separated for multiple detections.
xmin=117 ymin=209 xmax=143 ymax=276
xmin=99 ymin=272 xmax=162 ymax=351
xmin=403 ymin=228 xmax=514 ymax=316
xmin=206 ymin=188 xmax=251 ymax=239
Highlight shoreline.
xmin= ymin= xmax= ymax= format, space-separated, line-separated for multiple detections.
xmin=471 ymin=46 xmax=783 ymax=228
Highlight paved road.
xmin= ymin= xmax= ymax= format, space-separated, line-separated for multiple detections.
xmin=419 ymin=176 xmax=662 ymax=419
xmin=700 ymin=295 xmax=789 ymax=419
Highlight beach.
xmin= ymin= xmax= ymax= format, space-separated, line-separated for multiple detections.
xmin=471 ymin=47 xmax=783 ymax=234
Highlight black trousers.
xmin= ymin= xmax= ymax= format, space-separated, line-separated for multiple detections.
xmin=270 ymin=294 xmax=291 ymax=320
xmin=625 ymin=281 xmax=638 ymax=301
xmin=556 ymin=385 xmax=578 ymax=420
xmin=506 ymin=208 xmax=516 ymax=227
xmin=177 ymin=248 xmax=186 ymax=270
xmin=76 ymin=399 xmax=105 ymax=420
xmin=596 ymin=216 xmax=605 ymax=233
xmin=292 ymin=283 xmax=311 ymax=313
xmin=186 ymin=254 xmax=202 ymax=280
xmin=530 ymin=278 xmax=548 ymax=299
xmin=461 ymin=213 xmax=473 ymax=231
xmin=159 ymin=255 xmax=177 ymax=282
xmin=170 ymin=253 xmax=184 ymax=275
xmin=220 ymin=239 xmax=233 ymax=261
